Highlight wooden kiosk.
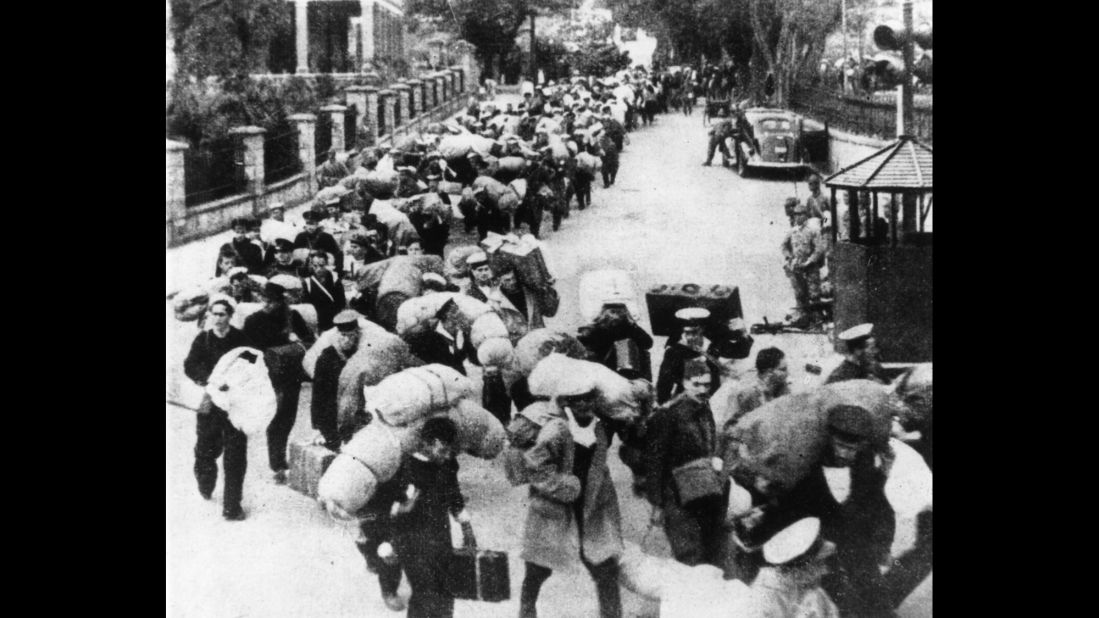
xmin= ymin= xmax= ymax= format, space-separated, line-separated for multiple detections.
xmin=825 ymin=135 xmax=932 ymax=364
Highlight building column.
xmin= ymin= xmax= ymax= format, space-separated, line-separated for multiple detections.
xmin=360 ymin=0 xmax=375 ymax=69
xmin=394 ymin=84 xmax=411 ymax=128
xmin=447 ymin=69 xmax=459 ymax=98
xmin=321 ymin=104 xmax=348 ymax=153
xmin=295 ymin=0 xmax=309 ymax=74
xmin=438 ymin=73 xmax=450 ymax=103
xmin=408 ymin=79 xmax=423 ymax=118
xmin=229 ymin=126 xmax=267 ymax=215
xmin=166 ymin=139 xmax=189 ymax=247
xmin=380 ymin=89 xmax=396 ymax=138
xmin=289 ymin=113 xmax=317 ymax=193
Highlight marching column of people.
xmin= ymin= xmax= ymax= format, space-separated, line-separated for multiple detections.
xmin=174 ymin=65 xmax=930 ymax=618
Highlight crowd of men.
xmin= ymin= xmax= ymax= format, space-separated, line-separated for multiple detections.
xmin=176 ymin=67 xmax=931 ymax=618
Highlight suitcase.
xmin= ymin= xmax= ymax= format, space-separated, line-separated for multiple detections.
xmin=287 ymin=440 xmax=337 ymax=499
xmin=446 ymin=547 xmax=510 ymax=602
xmin=644 ymin=284 xmax=743 ymax=337
xmin=481 ymin=233 xmax=553 ymax=291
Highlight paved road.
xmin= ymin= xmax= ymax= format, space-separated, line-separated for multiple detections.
xmin=166 ymin=107 xmax=869 ymax=618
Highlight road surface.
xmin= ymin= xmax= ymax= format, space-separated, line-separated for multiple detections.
xmin=166 ymin=105 xmax=901 ymax=618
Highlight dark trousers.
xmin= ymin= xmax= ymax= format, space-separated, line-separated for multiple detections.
xmin=520 ymin=195 xmax=545 ymax=239
xmin=601 ymin=159 xmax=619 ymax=187
xmin=267 ymin=381 xmax=302 ymax=472
xmin=194 ymin=402 xmax=248 ymax=512
xmin=476 ymin=209 xmax=510 ymax=241
xmin=520 ymin=558 xmax=621 ymax=618
xmin=664 ymin=491 xmax=728 ymax=567
xmin=482 ymin=372 xmax=512 ymax=427
xmin=705 ymin=135 xmax=731 ymax=164
xmin=394 ymin=536 xmax=453 ymax=618
xmin=355 ymin=520 xmax=403 ymax=597
xmin=575 ymin=173 xmax=594 ymax=210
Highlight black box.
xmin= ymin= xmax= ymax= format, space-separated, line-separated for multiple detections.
xmin=446 ymin=548 xmax=510 ymax=602
xmin=645 ymin=284 xmax=743 ymax=337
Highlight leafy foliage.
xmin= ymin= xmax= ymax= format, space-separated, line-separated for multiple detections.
xmin=171 ymin=0 xmax=291 ymax=79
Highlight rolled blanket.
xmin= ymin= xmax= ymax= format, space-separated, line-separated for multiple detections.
xmin=172 ymin=287 xmax=209 ymax=322
xmin=302 ymin=315 xmax=390 ymax=378
xmin=448 ymin=399 xmax=506 ymax=459
xmin=336 ymin=332 xmax=423 ymax=428
xmin=364 ymin=364 xmax=475 ymax=426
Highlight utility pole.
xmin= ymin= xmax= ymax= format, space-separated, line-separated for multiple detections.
xmin=901 ymin=0 xmax=915 ymax=136
xmin=530 ymin=12 xmax=537 ymax=84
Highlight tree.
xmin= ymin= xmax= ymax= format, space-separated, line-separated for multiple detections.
xmin=745 ymin=0 xmax=841 ymax=106
xmin=408 ymin=0 xmax=573 ymax=80
xmin=171 ymin=0 xmax=291 ymax=79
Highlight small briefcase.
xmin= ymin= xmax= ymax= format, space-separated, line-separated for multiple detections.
xmin=445 ymin=524 xmax=510 ymax=602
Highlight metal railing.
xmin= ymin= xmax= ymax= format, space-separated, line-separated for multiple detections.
xmin=790 ymin=85 xmax=933 ymax=144
xmin=181 ymin=136 xmax=241 ymax=207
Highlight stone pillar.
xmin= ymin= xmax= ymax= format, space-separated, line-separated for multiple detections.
xmin=365 ymin=87 xmax=380 ymax=144
xmin=394 ymin=84 xmax=411 ymax=128
xmin=166 ymin=139 xmax=189 ymax=246
xmin=448 ymin=70 xmax=459 ymax=98
xmin=321 ymin=104 xmax=347 ymax=153
xmin=295 ymin=0 xmax=309 ymax=73
xmin=429 ymin=76 xmax=439 ymax=109
xmin=380 ymin=89 xmax=396 ymax=137
xmin=289 ymin=113 xmax=317 ymax=193
xmin=229 ymin=126 xmax=266 ymax=215
xmin=345 ymin=86 xmax=369 ymax=146
xmin=450 ymin=66 xmax=465 ymax=94
xmin=408 ymin=79 xmax=423 ymax=118
xmin=438 ymin=73 xmax=450 ymax=103
xmin=360 ymin=0 xmax=375 ymax=66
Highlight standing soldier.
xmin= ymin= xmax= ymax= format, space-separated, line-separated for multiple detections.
xmin=702 ymin=109 xmax=736 ymax=167
xmin=645 ymin=358 xmax=728 ymax=567
xmin=781 ymin=202 xmax=826 ymax=328
xmin=317 ymin=147 xmax=350 ymax=189
xmin=183 ymin=299 xmax=254 ymax=521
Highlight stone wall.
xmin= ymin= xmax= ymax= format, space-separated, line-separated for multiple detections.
xmin=167 ymin=65 xmax=471 ymax=247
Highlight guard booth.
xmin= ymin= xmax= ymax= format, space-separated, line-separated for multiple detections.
xmin=825 ymin=135 xmax=932 ymax=364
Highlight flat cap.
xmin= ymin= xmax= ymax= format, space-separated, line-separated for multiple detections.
xmin=273 ymin=238 xmax=294 ymax=252
xmin=827 ymin=404 xmax=875 ymax=440
xmin=675 ymin=307 xmax=711 ymax=324
xmin=263 ymin=281 xmax=286 ymax=299
xmin=838 ymin=323 xmax=874 ymax=342
xmin=683 ymin=357 xmax=711 ymax=380
xmin=466 ymin=251 xmax=489 ymax=268
xmin=763 ymin=518 xmax=831 ymax=565
xmin=333 ymin=310 xmax=362 ymax=332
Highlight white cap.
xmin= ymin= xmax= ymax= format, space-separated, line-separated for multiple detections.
xmin=675 ymin=307 xmax=711 ymax=323
xmin=838 ymin=323 xmax=874 ymax=342
xmin=466 ymin=251 xmax=489 ymax=267
xmin=421 ymin=272 xmax=447 ymax=287
xmin=763 ymin=517 xmax=827 ymax=565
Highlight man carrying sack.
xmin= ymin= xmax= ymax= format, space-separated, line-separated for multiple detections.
xmin=645 ymin=358 xmax=729 ymax=567
xmin=243 ymin=282 xmax=316 ymax=484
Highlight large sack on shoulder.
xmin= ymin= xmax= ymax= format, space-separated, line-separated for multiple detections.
xmin=469 ymin=311 xmax=510 ymax=349
xmin=206 ymin=347 xmax=277 ymax=435
xmin=497 ymin=156 xmax=528 ymax=174
xmin=340 ymin=417 xmax=404 ymax=480
xmin=509 ymin=178 xmax=528 ymax=200
xmin=302 ymin=315 xmax=389 ymax=378
xmin=229 ymin=302 xmax=264 ymax=330
xmin=449 ymin=399 xmax=506 ymax=458
xmin=355 ymin=255 xmax=445 ymax=297
xmin=172 ymin=287 xmax=209 ymax=322
xmin=318 ymin=455 xmax=379 ymax=517
xmin=438 ymin=134 xmax=475 ymax=160
xmin=477 ymin=337 xmax=516 ymax=368
xmin=365 ymin=364 xmax=475 ymax=426
xmin=729 ymin=379 xmax=895 ymax=494
xmin=513 ymin=329 xmax=588 ymax=376
xmin=445 ymin=246 xmax=482 ymax=280
xmin=291 ymin=303 xmax=319 ymax=337
xmin=336 ymin=332 xmax=423 ymax=428
xmin=362 ymin=170 xmax=400 ymax=198
xmin=576 ymin=152 xmax=603 ymax=175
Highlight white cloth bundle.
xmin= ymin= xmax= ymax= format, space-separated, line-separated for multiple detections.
xmin=449 ymin=399 xmax=507 ymax=459
xmin=577 ymin=269 xmax=643 ymax=324
xmin=205 ymin=346 xmax=277 ymax=435
xmin=617 ymin=543 xmax=752 ymax=617
xmin=438 ymin=133 xmax=475 ymax=160
xmin=364 ymin=364 xmax=475 ymax=426
xmin=576 ymin=152 xmax=603 ymax=174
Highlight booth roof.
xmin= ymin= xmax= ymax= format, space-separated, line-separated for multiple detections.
xmin=824 ymin=136 xmax=933 ymax=191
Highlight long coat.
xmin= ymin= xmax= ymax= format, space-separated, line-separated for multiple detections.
xmin=513 ymin=402 xmax=623 ymax=571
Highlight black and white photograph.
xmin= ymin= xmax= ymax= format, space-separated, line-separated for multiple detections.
xmin=166 ymin=1 xmax=932 ymax=616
